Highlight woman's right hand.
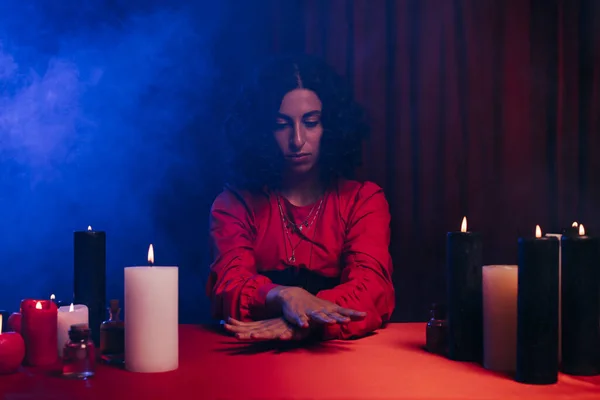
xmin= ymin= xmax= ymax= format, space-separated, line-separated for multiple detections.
xmin=267 ymin=286 xmax=367 ymax=328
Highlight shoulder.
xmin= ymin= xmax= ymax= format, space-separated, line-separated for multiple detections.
xmin=211 ymin=184 xmax=270 ymax=215
xmin=335 ymin=179 xmax=388 ymax=205
xmin=333 ymin=179 xmax=390 ymax=224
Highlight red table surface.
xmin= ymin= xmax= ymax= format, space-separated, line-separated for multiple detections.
xmin=0 ymin=323 xmax=598 ymax=400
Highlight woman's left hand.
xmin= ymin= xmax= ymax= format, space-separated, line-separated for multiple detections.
xmin=224 ymin=317 xmax=314 ymax=341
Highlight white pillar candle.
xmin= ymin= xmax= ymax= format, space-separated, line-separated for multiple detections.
xmin=57 ymin=304 xmax=89 ymax=357
xmin=546 ymin=233 xmax=562 ymax=363
xmin=482 ymin=265 xmax=518 ymax=373
xmin=124 ymin=245 xmax=178 ymax=373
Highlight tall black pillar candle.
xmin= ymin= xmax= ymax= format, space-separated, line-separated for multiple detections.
xmin=561 ymin=221 xmax=580 ymax=238
xmin=561 ymin=224 xmax=600 ymax=376
xmin=446 ymin=217 xmax=483 ymax=362
xmin=74 ymin=226 xmax=106 ymax=347
xmin=516 ymin=225 xmax=559 ymax=384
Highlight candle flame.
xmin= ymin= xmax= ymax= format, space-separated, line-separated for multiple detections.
xmin=87 ymin=225 xmax=92 ymax=231
xmin=535 ymin=225 xmax=542 ymax=238
xmin=69 ymin=303 xmax=74 ymax=312
xmin=579 ymin=224 xmax=585 ymax=236
xmin=148 ymin=244 xmax=154 ymax=265
xmin=572 ymin=221 xmax=578 ymax=227
xmin=50 ymin=294 xmax=55 ymax=301
xmin=35 ymin=301 xmax=42 ymax=310
xmin=0 ymin=314 xmax=2 ymax=333
xmin=460 ymin=216 xmax=467 ymax=233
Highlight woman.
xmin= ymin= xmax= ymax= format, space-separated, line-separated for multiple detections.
xmin=207 ymin=54 xmax=395 ymax=341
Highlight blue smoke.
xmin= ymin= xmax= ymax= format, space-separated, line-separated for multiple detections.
xmin=0 ymin=1 xmax=224 ymax=322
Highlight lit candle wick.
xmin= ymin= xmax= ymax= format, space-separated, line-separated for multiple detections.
xmin=460 ymin=216 xmax=467 ymax=233
xmin=69 ymin=303 xmax=74 ymax=312
xmin=35 ymin=301 xmax=42 ymax=310
xmin=87 ymin=225 xmax=92 ymax=231
xmin=148 ymin=244 xmax=154 ymax=267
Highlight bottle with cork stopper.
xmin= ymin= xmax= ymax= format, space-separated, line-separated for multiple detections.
xmin=426 ymin=303 xmax=448 ymax=355
xmin=100 ymin=299 xmax=124 ymax=364
xmin=62 ymin=323 xmax=95 ymax=379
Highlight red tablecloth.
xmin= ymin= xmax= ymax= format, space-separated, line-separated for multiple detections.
xmin=0 ymin=323 xmax=598 ymax=399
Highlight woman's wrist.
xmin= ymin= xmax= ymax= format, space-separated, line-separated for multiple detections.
xmin=266 ymin=285 xmax=304 ymax=305
xmin=265 ymin=285 xmax=288 ymax=307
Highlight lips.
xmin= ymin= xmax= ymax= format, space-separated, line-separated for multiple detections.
xmin=285 ymin=153 xmax=311 ymax=163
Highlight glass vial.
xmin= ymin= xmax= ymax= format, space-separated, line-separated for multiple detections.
xmin=100 ymin=299 xmax=124 ymax=364
xmin=426 ymin=303 xmax=448 ymax=355
xmin=62 ymin=323 xmax=95 ymax=379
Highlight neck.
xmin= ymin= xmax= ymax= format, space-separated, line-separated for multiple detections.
xmin=279 ymin=168 xmax=323 ymax=206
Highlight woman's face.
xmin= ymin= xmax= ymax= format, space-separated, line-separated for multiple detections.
xmin=273 ymin=88 xmax=323 ymax=175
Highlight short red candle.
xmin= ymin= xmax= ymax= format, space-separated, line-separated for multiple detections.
xmin=21 ymin=299 xmax=58 ymax=366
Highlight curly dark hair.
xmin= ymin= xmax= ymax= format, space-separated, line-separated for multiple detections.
xmin=223 ymin=54 xmax=369 ymax=191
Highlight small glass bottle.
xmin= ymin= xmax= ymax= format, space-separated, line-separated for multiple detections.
xmin=426 ymin=303 xmax=448 ymax=355
xmin=100 ymin=299 xmax=125 ymax=364
xmin=62 ymin=323 xmax=95 ymax=379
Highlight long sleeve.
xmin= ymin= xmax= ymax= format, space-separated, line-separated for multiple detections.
xmin=206 ymin=188 xmax=278 ymax=321
xmin=316 ymin=182 xmax=395 ymax=339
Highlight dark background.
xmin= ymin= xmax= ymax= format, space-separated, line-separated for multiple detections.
xmin=0 ymin=0 xmax=598 ymax=323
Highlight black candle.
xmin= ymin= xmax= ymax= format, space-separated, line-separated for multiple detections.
xmin=516 ymin=225 xmax=559 ymax=384
xmin=561 ymin=224 xmax=600 ymax=376
xmin=74 ymin=226 xmax=106 ymax=347
xmin=561 ymin=221 xmax=580 ymax=238
xmin=446 ymin=217 xmax=483 ymax=362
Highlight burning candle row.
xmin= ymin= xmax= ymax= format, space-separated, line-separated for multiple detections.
xmin=447 ymin=217 xmax=600 ymax=384
xmin=2 ymin=238 xmax=178 ymax=375
xmin=5 ymin=299 xmax=88 ymax=367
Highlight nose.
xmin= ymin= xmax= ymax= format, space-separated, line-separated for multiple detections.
xmin=289 ymin=121 xmax=306 ymax=151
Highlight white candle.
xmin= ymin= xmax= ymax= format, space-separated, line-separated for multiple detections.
xmin=482 ymin=265 xmax=518 ymax=373
xmin=57 ymin=303 xmax=89 ymax=357
xmin=124 ymin=244 xmax=178 ymax=373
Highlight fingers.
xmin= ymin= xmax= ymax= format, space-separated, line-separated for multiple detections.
xmin=308 ymin=311 xmax=337 ymax=324
xmin=227 ymin=318 xmax=247 ymax=326
xmin=224 ymin=323 xmax=249 ymax=334
xmin=336 ymin=307 xmax=367 ymax=320
xmin=296 ymin=314 xmax=309 ymax=328
xmin=225 ymin=317 xmax=298 ymax=341
xmin=324 ymin=312 xmax=351 ymax=323
xmin=283 ymin=311 xmax=310 ymax=328
xmin=224 ymin=318 xmax=276 ymax=334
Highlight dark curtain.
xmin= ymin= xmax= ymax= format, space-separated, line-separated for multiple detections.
xmin=213 ymin=0 xmax=600 ymax=321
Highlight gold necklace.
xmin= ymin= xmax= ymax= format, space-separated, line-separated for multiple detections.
xmin=276 ymin=195 xmax=323 ymax=264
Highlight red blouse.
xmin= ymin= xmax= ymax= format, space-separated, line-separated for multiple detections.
xmin=206 ymin=179 xmax=395 ymax=340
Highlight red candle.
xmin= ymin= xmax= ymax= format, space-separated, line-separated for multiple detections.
xmin=21 ymin=299 xmax=58 ymax=366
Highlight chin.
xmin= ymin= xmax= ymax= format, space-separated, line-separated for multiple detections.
xmin=287 ymin=163 xmax=316 ymax=175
